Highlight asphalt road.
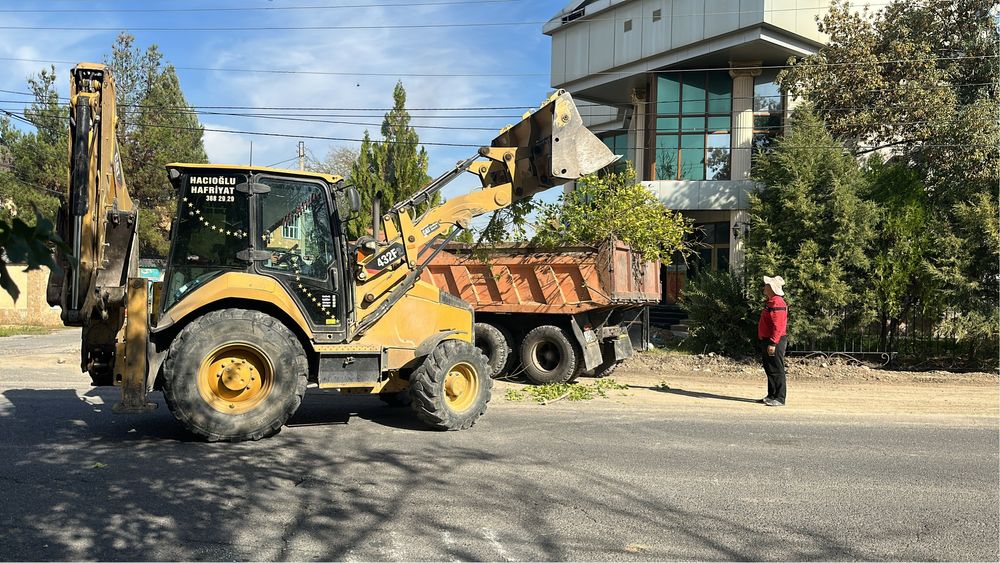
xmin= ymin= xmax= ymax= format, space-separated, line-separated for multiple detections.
xmin=0 ymin=331 xmax=997 ymax=561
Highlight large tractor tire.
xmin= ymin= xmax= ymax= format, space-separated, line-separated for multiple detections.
xmin=520 ymin=325 xmax=580 ymax=385
xmin=161 ymin=309 xmax=308 ymax=442
xmin=474 ymin=322 xmax=513 ymax=378
xmin=409 ymin=339 xmax=492 ymax=430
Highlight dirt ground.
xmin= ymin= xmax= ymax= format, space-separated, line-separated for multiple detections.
xmin=2 ymin=330 xmax=997 ymax=425
xmin=495 ymin=349 xmax=1000 ymax=425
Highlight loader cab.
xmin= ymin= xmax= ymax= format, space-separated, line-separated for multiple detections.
xmin=162 ymin=164 xmax=355 ymax=340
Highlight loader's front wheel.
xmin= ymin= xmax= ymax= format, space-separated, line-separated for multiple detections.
xmin=161 ymin=309 xmax=308 ymax=442
xmin=409 ymin=340 xmax=492 ymax=430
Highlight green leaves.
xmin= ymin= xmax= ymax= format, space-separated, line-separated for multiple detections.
xmin=0 ymin=212 xmax=66 ymax=302
xmin=348 ymin=81 xmax=432 ymax=241
xmin=680 ymin=271 xmax=756 ymax=358
xmin=109 ymin=33 xmax=208 ymax=259
xmin=744 ymin=107 xmax=877 ymax=346
xmin=531 ymin=165 xmax=690 ymax=264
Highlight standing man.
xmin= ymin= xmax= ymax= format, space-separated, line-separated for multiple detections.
xmin=759 ymin=275 xmax=788 ymax=407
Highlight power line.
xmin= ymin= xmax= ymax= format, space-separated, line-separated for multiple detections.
xmin=0 ymin=0 xmax=524 ymax=14
xmin=0 ymin=80 xmax=994 ymax=119
xmin=0 ymin=1 xmax=926 ymax=19
xmin=0 ymin=21 xmax=546 ymax=32
xmin=10 ymin=81 xmax=997 ymax=108
xmin=0 ymin=53 xmax=994 ymax=79
xmin=5 ymin=99 xmax=996 ymax=153
xmin=265 ymin=155 xmax=301 ymax=168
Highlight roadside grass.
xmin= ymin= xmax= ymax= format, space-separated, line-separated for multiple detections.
xmin=0 ymin=325 xmax=51 ymax=337
xmin=505 ymin=378 xmax=630 ymax=403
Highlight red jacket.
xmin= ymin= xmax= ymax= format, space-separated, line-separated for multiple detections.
xmin=758 ymin=295 xmax=787 ymax=343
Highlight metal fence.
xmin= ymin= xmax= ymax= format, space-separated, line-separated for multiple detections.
xmin=786 ymin=308 xmax=997 ymax=372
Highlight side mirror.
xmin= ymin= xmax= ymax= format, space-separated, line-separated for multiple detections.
xmin=335 ymin=184 xmax=361 ymax=219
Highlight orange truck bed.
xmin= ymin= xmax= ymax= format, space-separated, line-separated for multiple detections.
xmin=420 ymin=240 xmax=660 ymax=314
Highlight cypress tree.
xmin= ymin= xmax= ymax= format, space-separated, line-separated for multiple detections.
xmin=348 ymin=81 xmax=431 ymax=240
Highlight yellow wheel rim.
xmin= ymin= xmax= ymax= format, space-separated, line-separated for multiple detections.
xmin=443 ymin=361 xmax=479 ymax=413
xmin=196 ymin=343 xmax=274 ymax=415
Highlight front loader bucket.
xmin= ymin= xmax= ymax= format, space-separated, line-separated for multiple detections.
xmin=491 ymin=90 xmax=619 ymax=192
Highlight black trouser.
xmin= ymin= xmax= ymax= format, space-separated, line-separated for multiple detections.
xmin=760 ymin=336 xmax=787 ymax=403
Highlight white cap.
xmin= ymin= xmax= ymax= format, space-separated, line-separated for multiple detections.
xmin=763 ymin=275 xmax=785 ymax=296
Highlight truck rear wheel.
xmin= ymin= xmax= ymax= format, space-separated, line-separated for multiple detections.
xmin=520 ymin=325 xmax=579 ymax=385
xmin=409 ymin=339 xmax=492 ymax=430
xmin=161 ymin=309 xmax=308 ymax=442
xmin=474 ymin=322 xmax=513 ymax=378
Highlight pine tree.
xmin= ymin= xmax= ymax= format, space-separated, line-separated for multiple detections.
xmin=348 ymin=81 xmax=431 ymax=240
xmin=106 ymin=34 xmax=208 ymax=258
xmin=745 ymin=106 xmax=877 ymax=346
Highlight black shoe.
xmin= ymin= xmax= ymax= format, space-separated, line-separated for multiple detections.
xmin=764 ymin=398 xmax=785 ymax=407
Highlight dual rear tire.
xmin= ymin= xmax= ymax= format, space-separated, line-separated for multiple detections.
xmin=520 ymin=325 xmax=581 ymax=385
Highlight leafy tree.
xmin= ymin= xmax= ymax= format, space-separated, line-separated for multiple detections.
xmin=531 ymin=165 xmax=690 ymax=263
xmin=348 ymin=81 xmax=431 ymax=240
xmin=861 ymin=157 xmax=936 ymax=352
xmin=744 ymin=107 xmax=877 ymax=345
xmin=308 ymin=145 xmax=359 ymax=180
xmin=680 ymin=271 xmax=757 ymax=357
xmin=106 ymin=33 xmax=208 ymax=258
xmin=0 ymin=68 xmax=67 ymax=300
xmin=0 ymin=67 xmax=65 ymax=223
xmin=780 ymin=0 xmax=999 ymax=362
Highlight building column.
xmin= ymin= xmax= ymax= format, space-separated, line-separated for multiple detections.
xmin=728 ymin=61 xmax=760 ymax=274
xmin=729 ymin=61 xmax=761 ymax=181
xmin=630 ymin=88 xmax=646 ymax=179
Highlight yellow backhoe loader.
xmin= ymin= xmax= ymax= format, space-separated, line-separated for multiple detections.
xmin=47 ymin=62 xmax=617 ymax=441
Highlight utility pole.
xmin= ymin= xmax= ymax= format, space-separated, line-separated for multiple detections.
xmin=298 ymin=141 xmax=306 ymax=171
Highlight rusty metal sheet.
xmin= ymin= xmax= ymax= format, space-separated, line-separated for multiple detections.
xmin=421 ymin=241 xmax=660 ymax=314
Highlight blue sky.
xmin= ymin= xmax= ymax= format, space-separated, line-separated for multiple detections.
xmin=0 ymin=0 xmax=571 ymax=201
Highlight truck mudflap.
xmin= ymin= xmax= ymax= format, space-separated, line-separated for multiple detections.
xmin=609 ymin=332 xmax=634 ymax=363
xmin=569 ymin=315 xmax=603 ymax=372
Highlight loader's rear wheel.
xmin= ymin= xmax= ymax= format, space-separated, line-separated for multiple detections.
xmin=161 ymin=309 xmax=308 ymax=442
xmin=521 ymin=325 xmax=579 ymax=385
xmin=474 ymin=322 xmax=513 ymax=378
xmin=410 ymin=340 xmax=492 ymax=430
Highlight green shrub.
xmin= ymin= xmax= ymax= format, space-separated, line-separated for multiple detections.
xmin=679 ymin=270 xmax=756 ymax=358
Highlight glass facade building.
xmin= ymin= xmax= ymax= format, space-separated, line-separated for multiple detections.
xmin=654 ymin=71 xmax=732 ymax=181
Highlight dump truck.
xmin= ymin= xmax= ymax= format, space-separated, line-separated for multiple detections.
xmin=46 ymin=62 xmax=617 ymax=441
xmin=420 ymin=241 xmax=659 ymax=384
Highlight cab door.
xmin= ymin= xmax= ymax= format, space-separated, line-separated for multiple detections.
xmin=253 ymin=174 xmax=347 ymax=341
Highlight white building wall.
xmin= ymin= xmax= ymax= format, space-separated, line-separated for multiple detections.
xmin=548 ymin=0 xmax=838 ymax=84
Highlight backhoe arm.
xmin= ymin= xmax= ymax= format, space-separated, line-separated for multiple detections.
xmin=46 ymin=63 xmax=143 ymax=392
xmin=353 ymin=90 xmax=617 ymax=334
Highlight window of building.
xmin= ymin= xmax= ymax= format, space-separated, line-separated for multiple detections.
xmin=599 ymin=131 xmax=631 ymax=170
xmin=281 ymin=219 xmax=301 ymax=240
xmin=654 ymin=71 xmax=732 ymax=181
xmin=623 ymin=19 xmax=632 ymax=32
xmin=652 ymin=9 xmax=662 ymax=22
xmin=688 ymin=221 xmax=731 ymax=275
xmin=753 ymin=70 xmax=784 ymax=153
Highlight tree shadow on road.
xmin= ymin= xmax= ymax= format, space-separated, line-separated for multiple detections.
xmin=0 ymin=386 xmax=963 ymax=561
